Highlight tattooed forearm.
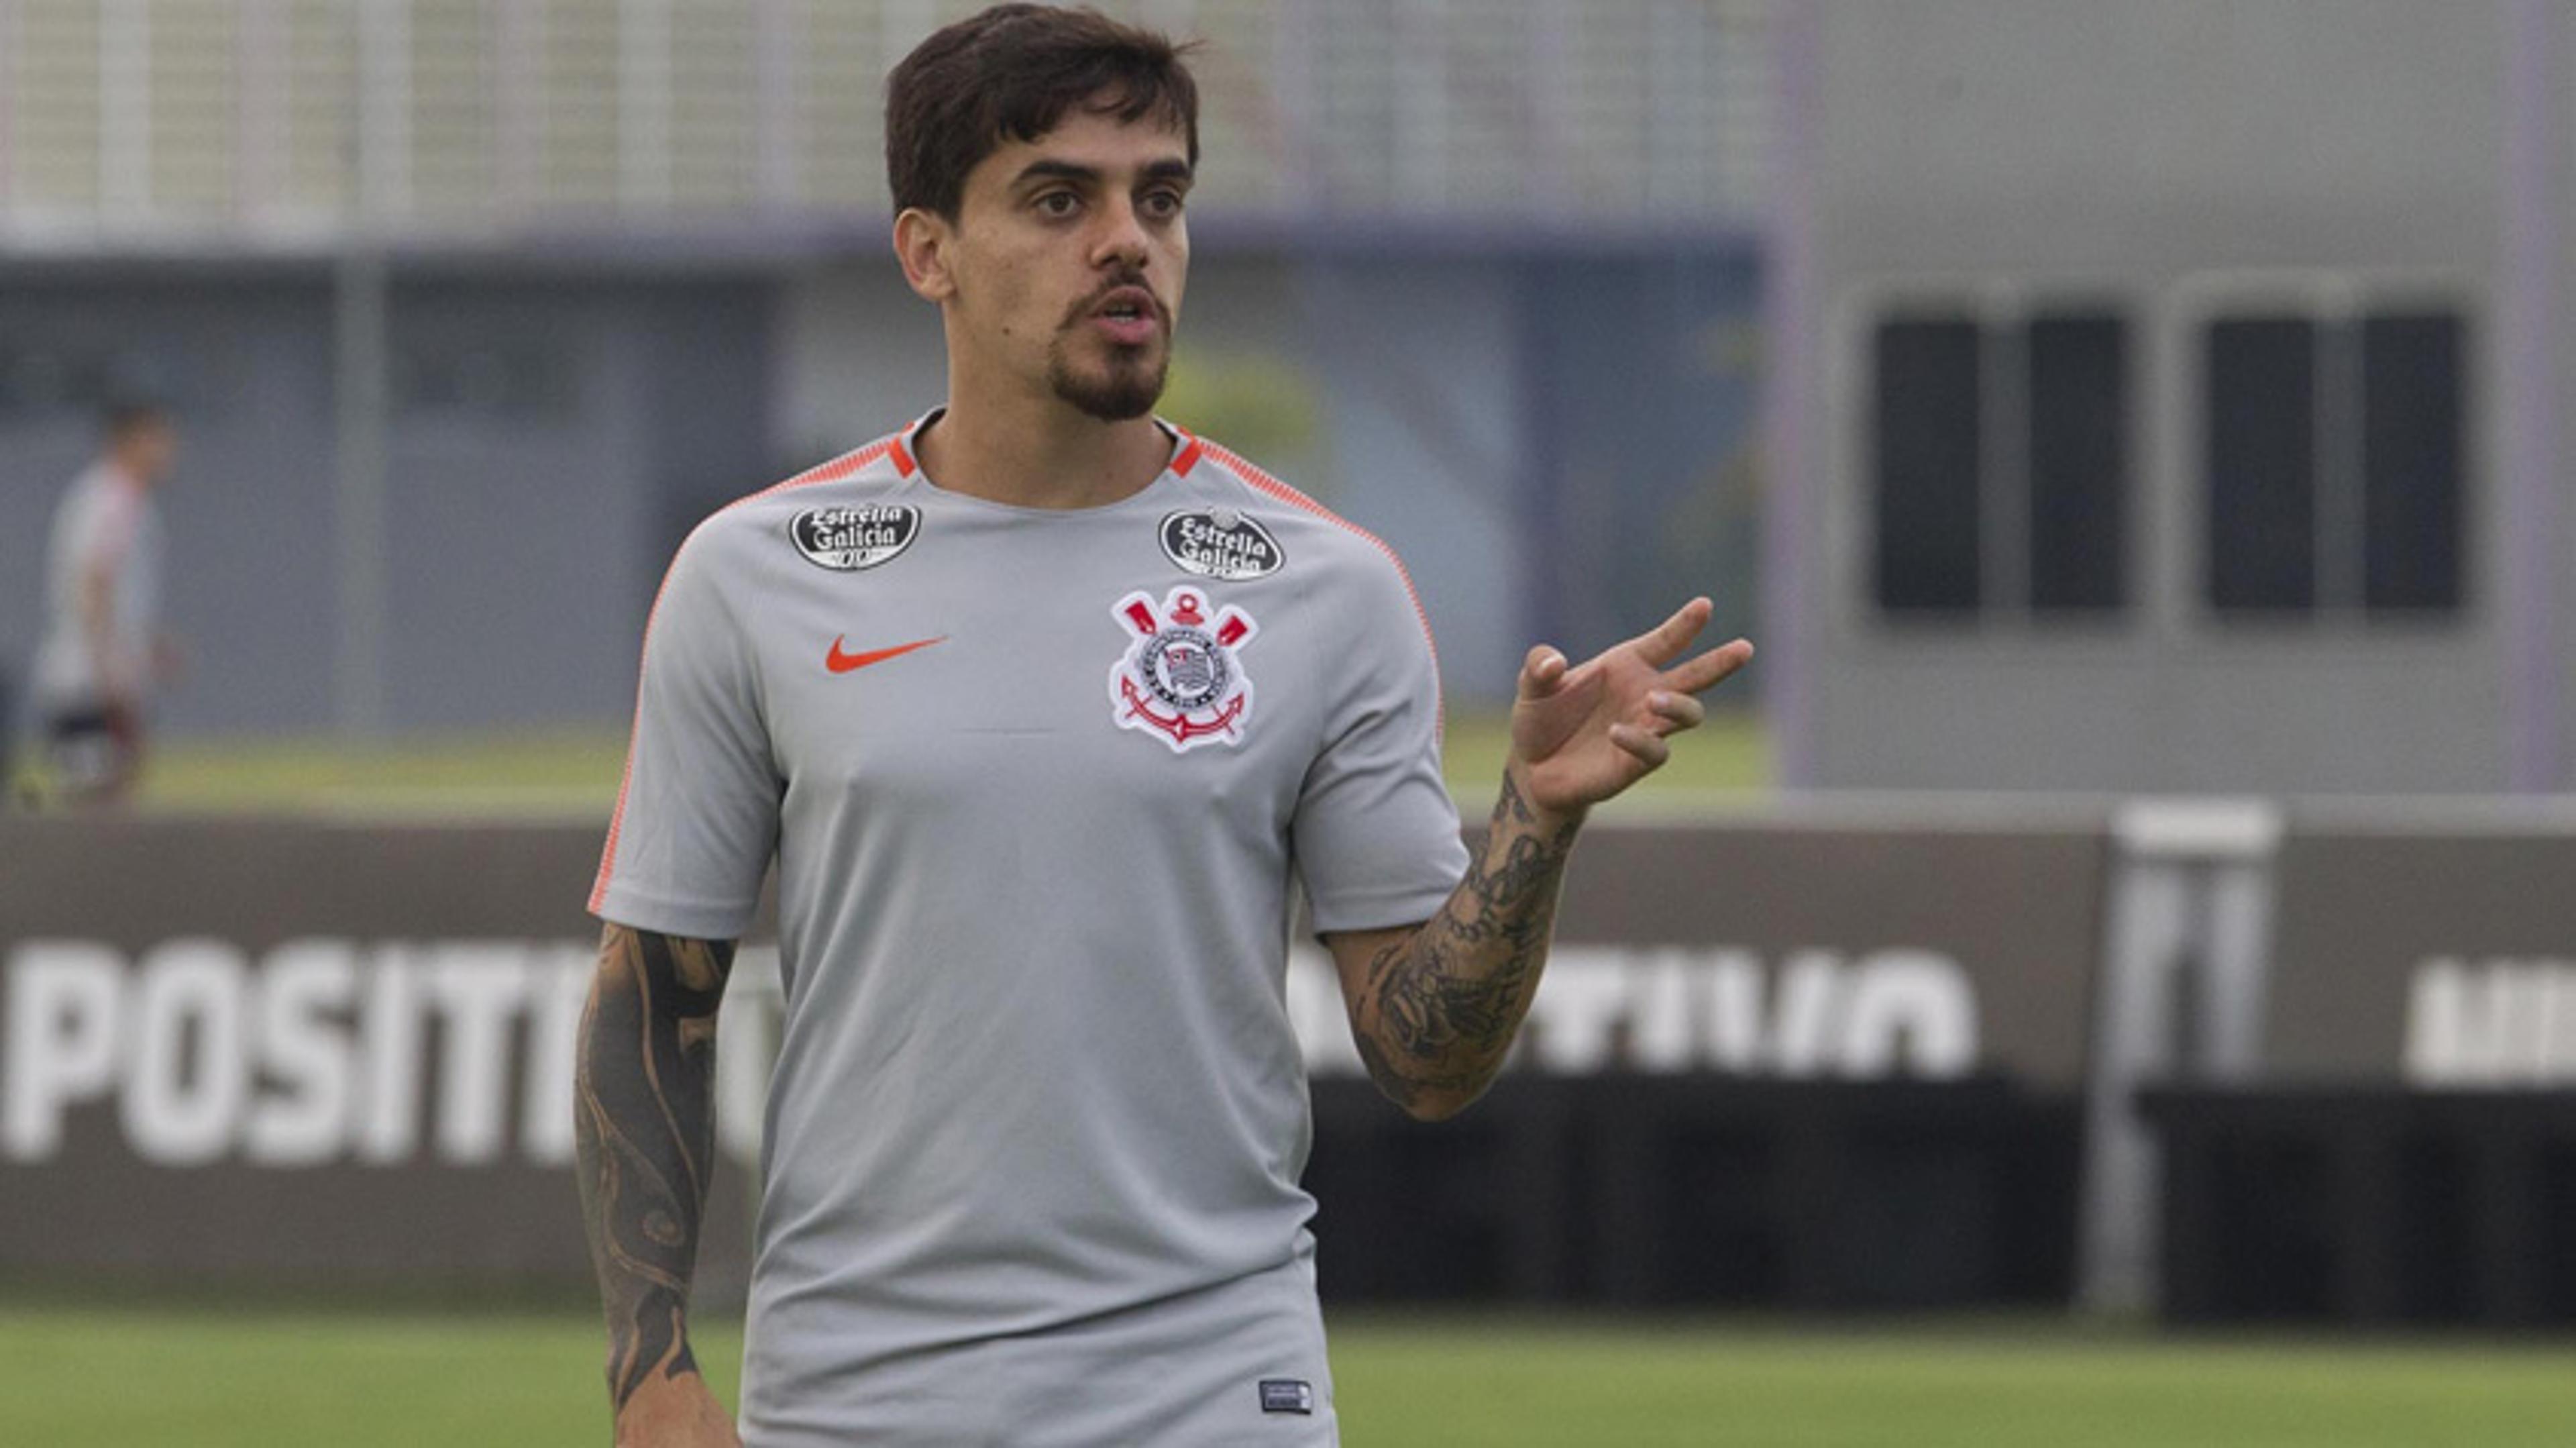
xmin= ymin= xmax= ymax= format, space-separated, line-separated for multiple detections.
xmin=1353 ymin=768 xmax=1581 ymax=1119
xmin=575 ymin=924 xmax=736 ymax=1414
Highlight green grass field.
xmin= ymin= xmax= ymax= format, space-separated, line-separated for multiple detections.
xmin=71 ymin=709 xmax=1767 ymax=819
xmin=3 ymin=1306 xmax=2571 ymax=1446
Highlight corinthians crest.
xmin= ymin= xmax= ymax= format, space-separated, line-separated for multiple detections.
xmin=1108 ymin=586 xmax=1258 ymax=752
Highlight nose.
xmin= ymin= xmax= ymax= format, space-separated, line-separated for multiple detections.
xmin=1089 ymin=196 xmax=1151 ymax=272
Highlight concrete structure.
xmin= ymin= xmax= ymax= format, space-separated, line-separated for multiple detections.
xmin=1777 ymin=0 xmax=2575 ymax=793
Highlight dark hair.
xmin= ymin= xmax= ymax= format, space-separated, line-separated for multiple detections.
xmin=103 ymin=399 xmax=170 ymax=442
xmin=885 ymin=4 xmax=1200 ymax=220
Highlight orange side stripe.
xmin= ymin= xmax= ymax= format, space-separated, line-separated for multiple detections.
xmin=590 ymin=433 xmax=903 ymax=914
xmin=1193 ymin=442 xmax=1448 ymax=743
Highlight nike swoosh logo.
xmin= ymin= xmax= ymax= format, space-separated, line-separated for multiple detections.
xmin=826 ymin=635 xmax=945 ymax=674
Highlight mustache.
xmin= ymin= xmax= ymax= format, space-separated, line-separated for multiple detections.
xmin=1063 ymin=272 xmax=1167 ymax=329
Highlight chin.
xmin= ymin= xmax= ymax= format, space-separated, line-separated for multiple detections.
xmin=1051 ymin=354 xmax=1168 ymax=423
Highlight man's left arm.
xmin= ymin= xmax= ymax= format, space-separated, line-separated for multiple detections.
xmin=1326 ymin=598 xmax=1752 ymax=1121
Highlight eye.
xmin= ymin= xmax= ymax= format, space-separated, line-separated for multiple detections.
xmin=1140 ymin=189 xmax=1185 ymax=219
xmin=1034 ymin=191 xmax=1080 ymax=218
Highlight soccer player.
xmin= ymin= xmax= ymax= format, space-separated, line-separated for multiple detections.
xmin=30 ymin=400 xmax=180 ymax=805
xmin=575 ymin=7 xmax=1752 ymax=1445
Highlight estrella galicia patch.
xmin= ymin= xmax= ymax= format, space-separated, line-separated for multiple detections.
xmin=790 ymin=504 xmax=921 ymax=572
xmin=1159 ymin=507 xmax=1283 ymax=581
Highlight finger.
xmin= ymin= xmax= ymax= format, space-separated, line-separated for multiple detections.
xmin=1627 ymin=597 xmax=1714 ymax=668
xmin=1608 ymin=721 xmax=1671 ymax=768
xmin=1517 ymin=644 xmax=1570 ymax=701
xmin=1644 ymin=689 xmax=1705 ymax=735
xmin=1664 ymin=637 xmax=1755 ymax=695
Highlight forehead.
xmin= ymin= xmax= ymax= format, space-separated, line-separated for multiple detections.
xmin=967 ymin=107 xmax=1193 ymax=193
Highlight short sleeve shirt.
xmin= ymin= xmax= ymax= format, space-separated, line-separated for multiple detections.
xmin=33 ymin=463 xmax=162 ymax=709
xmin=590 ymin=415 xmax=1467 ymax=1422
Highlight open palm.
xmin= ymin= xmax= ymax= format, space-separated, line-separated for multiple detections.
xmin=1509 ymin=597 xmax=1754 ymax=817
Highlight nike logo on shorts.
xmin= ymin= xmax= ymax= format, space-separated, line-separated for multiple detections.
xmin=826 ymin=635 xmax=945 ymax=674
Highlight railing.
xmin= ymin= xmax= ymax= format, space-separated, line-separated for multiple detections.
xmin=0 ymin=0 xmax=1770 ymax=250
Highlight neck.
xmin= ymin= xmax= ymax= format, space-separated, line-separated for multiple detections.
xmin=914 ymin=372 xmax=1171 ymax=510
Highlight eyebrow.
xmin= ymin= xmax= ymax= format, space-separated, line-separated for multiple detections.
xmin=1011 ymin=157 xmax=1195 ymax=189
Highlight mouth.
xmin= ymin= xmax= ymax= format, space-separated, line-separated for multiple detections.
xmin=1085 ymin=286 xmax=1163 ymax=345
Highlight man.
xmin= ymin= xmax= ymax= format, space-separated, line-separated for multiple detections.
xmin=576 ymin=7 xmax=1752 ymax=1445
xmin=31 ymin=400 xmax=179 ymax=805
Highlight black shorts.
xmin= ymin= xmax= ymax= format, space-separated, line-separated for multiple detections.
xmin=45 ymin=701 xmax=136 ymax=790
xmin=46 ymin=705 xmax=119 ymax=744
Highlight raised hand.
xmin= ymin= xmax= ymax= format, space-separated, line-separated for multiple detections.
xmin=1508 ymin=597 xmax=1753 ymax=819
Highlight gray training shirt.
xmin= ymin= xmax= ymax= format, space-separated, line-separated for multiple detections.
xmin=591 ymin=413 xmax=1468 ymax=1443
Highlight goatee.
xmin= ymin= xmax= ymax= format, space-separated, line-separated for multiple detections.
xmin=1049 ymin=346 xmax=1167 ymax=422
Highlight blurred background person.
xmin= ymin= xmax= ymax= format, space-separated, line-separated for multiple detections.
xmin=30 ymin=400 xmax=181 ymax=806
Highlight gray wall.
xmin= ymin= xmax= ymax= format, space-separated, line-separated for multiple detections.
xmin=380 ymin=277 xmax=774 ymax=733
xmin=1797 ymin=0 xmax=2570 ymax=792
xmin=1 ymin=270 xmax=773 ymax=741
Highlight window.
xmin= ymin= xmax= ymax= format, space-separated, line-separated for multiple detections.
xmin=2361 ymin=313 xmax=2465 ymax=613
xmin=1870 ymin=305 xmax=2131 ymax=621
xmin=2205 ymin=317 xmax=2317 ymax=612
xmin=396 ymin=342 xmax=578 ymax=421
xmin=1873 ymin=317 xmax=1982 ymax=614
xmin=2027 ymin=315 xmax=2129 ymax=612
xmin=2202 ymin=306 xmax=2465 ymax=619
xmin=0 ymin=344 xmax=188 ymax=419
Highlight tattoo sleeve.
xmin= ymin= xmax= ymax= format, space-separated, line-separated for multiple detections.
xmin=1349 ymin=768 xmax=1581 ymax=1119
xmin=575 ymin=923 xmax=737 ymax=1414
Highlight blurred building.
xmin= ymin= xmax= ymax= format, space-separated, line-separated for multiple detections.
xmin=0 ymin=0 xmax=1769 ymax=739
xmin=1778 ymin=0 xmax=2576 ymax=793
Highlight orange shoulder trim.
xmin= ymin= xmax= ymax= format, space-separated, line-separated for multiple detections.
xmin=1194 ymin=441 xmax=1446 ymax=741
xmin=590 ymin=433 xmax=904 ymax=915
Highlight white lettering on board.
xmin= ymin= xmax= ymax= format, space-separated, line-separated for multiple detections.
xmin=1284 ymin=943 xmax=1981 ymax=1080
xmin=0 ymin=937 xmax=1988 ymax=1168
xmin=2404 ymin=958 xmax=2576 ymax=1085
xmin=0 ymin=939 xmax=745 ymax=1170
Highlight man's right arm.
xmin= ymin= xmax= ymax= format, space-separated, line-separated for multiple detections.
xmin=576 ymin=923 xmax=744 ymax=1447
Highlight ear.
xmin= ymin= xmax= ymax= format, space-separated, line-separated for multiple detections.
xmin=893 ymin=207 xmax=959 ymax=303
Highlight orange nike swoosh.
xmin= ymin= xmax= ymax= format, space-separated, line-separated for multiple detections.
xmin=826 ymin=635 xmax=945 ymax=674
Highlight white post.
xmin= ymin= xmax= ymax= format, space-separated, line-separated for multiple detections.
xmin=0 ymin=0 xmax=21 ymax=216
xmin=1392 ymin=0 xmax=1446 ymax=212
xmin=618 ymin=0 xmax=674 ymax=214
xmin=1271 ymin=0 xmax=1318 ymax=214
xmin=753 ymin=0 xmax=800 ymax=211
xmin=98 ymin=0 xmax=149 ymax=222
xmin=335 ymin=0 xmax=406 ymax=741
xmin=236 ymin=0 xmax=288 ymax=228
xmin=333 ymin=247 xmax=392 ymax=742
xmin=1527 ymin=0 xmax=1576 ymax=217
xmin=492 ymin=0 xmax=544 ymax=222
xmin=1758 ymin=0 xmax=1821 ymax=786
xmin=2078 ymin=800 xmax=2283 ymax=1317
xmin=357 ymin=0 xmax=413 ymax=222
xmin=2501 ymin=0 xmax=2562 ymax=790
